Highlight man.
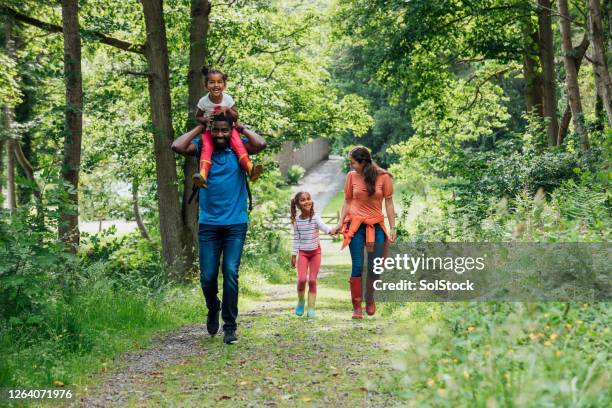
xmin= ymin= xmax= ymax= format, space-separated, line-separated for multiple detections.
xmin=172 ymin=114 xmax=266 ymax=344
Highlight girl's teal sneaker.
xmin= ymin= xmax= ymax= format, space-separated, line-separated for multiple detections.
xmin=295 ymin=301 xmax=305 ymax=316
xmin=307 ymin=308 xmax=316 ymax=318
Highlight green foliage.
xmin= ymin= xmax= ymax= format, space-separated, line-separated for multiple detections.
xmin=388 ymin=302 xmax=611 ymax=406
xmin=0 ymin=50 xmax=22 ymax=108
xmin=285 ymin=164 xmax=305 ymax=184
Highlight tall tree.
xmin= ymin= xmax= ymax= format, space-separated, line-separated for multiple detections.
xmin=557 ymin=35 xmax=589 ymax=145
xmin=588 ymin=0 xmax=612 ymax=126
xmin=558 ymin=0 xmax=589 ymax=149
xmin=538 ymin=0 xmax=559 ymax=146
xmin=522 ymin=18 xmax=544 ymax=115
xmin=59 ymin=0 xmax=83 ymax=251
xmin=182 ymin=0 xmax=211 ymax=265
xmin=141 ymin=0 xmax=189 ymax=276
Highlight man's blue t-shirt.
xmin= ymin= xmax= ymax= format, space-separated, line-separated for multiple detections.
xmin=192 ymin=138 xmax=248 ymax=225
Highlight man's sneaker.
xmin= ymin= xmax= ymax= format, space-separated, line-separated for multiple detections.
xmin=223 ymin=329 xmax=238 ymax=344
xmin=206 ymin=307 xmax=220 ymax=336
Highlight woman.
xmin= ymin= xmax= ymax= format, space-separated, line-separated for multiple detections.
xmin=330 ymin=146 xmax=396 ymax=319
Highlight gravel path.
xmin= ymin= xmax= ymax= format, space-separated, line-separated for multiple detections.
xmin=293 ymin=154 xmax=345 ymax=210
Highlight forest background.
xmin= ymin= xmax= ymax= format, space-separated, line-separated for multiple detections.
xmin=0 ymin=0 xmax=609 ymax=405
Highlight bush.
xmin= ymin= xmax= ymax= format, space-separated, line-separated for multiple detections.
xmin=286 ymin=164 xmax=305 ymax=184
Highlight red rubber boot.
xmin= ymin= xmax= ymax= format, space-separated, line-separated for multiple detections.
xmin=365 ymin=277 xmax=376 ymax=316
xmin=349 ymin=277 xmax=363 ymax=319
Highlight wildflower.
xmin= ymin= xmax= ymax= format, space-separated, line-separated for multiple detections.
xmin=543 ymin=341 xmax=552 ymax=347
xmin=550 ymin=333 xmax=559 ymax=340
xmin=427 ymin=378 xmax=436 ymax=387
xmin=555 ymin=350 xmax=562 ymax=358
xmin=467 ymin=326 xmax=475 ymax=332
xmin=484 ymin=350 xmax=491 ymax=358
xmin=463 ymin=371 xmax=470 ymax=379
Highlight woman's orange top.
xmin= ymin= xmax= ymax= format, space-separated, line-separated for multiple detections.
xmin=344 ymin=170 xmax=393 ymax=217
xmin=341 ymin=171 xmax=393 ymax=251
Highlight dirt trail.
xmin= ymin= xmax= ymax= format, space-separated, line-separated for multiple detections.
xmin=68 ymin=267 xmax=400 ymax=407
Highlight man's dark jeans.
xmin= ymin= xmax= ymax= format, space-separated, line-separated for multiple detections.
xmin=198 ymin=223 xmax=247 ymax=331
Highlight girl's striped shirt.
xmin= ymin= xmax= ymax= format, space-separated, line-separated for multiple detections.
xmin=292 ymin=214 xmax=331 ymax=255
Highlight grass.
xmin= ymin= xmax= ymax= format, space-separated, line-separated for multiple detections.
xmin=0 ymin=281 xmax=204 ymax=389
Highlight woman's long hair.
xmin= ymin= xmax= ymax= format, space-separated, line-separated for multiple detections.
xmin=290 ymin=191 xmax=314 ymax=224
xmin=349 ymin=146 xmax=391 ymax=196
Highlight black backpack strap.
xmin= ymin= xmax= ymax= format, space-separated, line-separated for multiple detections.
xmin=245 ymin=177 xmax=253 ymax=213
xmin=188 ymin=183 xmax=199 ymax=205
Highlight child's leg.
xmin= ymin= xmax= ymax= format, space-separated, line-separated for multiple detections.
xmin=295 ymin=251 xmax=308 ymax=315
xmin=229 ymin=128 xmax=263 ymax=181
xmin=193 ymin=130 xmax=213 ymax=188
xmin=199 ymin=130 xmax=213 ymax=179
xmin=306 ymin=250 xmax=321 ymax=317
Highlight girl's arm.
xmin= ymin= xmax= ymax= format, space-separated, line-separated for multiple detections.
xmin=291 ymin=223 xmax=299 ymax=267
xmin=195 ymin=108 xmax=211 ymax=126
xmin=171 ymin=125 xmax=204 ymax=156
xmin=385 ymin=196 xmax=396 ymax=242
xmin=315 ymin=214 xmax=332 ymax=234
xmin=331 ymin=200 xmax=350 ymax=235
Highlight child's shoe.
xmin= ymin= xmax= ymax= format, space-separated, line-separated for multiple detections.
xmin=192 ymin=172 xmax=207 ymax=188
xmin=307 ymin=308 xmax=316 ymax=319
xmin=249 ymin=164 xmax=263 ymax=182
xmin=295 ymin=300 xmax=305 ymax=316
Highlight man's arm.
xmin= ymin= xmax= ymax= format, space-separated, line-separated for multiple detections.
xmin=236 ymin=122 xmax=266 ymax=155
xmin=171 ymin=125 xmax=204 ymax=156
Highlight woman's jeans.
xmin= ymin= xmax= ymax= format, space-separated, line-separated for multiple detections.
xmin=348 ymin=223 xmax=385 ymax=278
xmin=198 ymin=223 xmax=247 ymax=331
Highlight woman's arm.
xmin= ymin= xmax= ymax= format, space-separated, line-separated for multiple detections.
xmin=236 ymin=122 xmax=267 ymax=155
xmin=385 ymin=196 xmax=396 ymax=242
xmin=330 ymin=200 xmax=350 ymax=235
xmin=171 ymin=125 xmax=204 ymax=156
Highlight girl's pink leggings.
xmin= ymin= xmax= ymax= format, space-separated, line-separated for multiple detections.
xmin=297 ymin=247 xmax=321 ymax=293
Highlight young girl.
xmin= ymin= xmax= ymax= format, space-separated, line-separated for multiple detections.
xmin=290 ymin=191 xmax=332 ymax=318
xmin=193 ymin=67 xmax=263 ymax=188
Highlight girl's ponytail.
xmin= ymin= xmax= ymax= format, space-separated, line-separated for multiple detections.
xmin=290 ymin=197 xmax=298 ymax=224
xmin=201 ymin=65 xmax=228 ymax=82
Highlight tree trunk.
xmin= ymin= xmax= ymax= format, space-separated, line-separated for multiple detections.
xmin=141 ymin=0 xmax=189 ymax=277
xmin=59 ymin=0 xmax=83 ymax=252
xmin=7 ymin=141 xmax=16 ymax=210
xmin=132 ymin=176 xmax=151 ymax=241
xmin=522 ymin=19 xmax=544 ymax=116
xmin=558 ymin=2 xmax=590 ymax=150
xmin=538 ymin=0 xmax=559 ymax=146
xmin=558 ymin=35 xmax=589 ymax=145
xmin=182 ymin=0 xmax=212 ymax=265
xmin=588 ymin=0 xmax=612 ymax=126
xmin=0 ymin=140 xmax=4 ymax=203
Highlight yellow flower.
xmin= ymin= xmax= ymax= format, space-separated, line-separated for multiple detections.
xmin=550 ymin=333 xmax=559 ymax=340
xmin=427 ymin=378 xmax=436 ymax=387
xmin=484 ymin=350 xmax=491 ymax=358
xmin=543 ymin=341 xmax=552 ymax=347
xmin=555 ymin=350 xmax=562 ymax=358
xmin=565 ymin=324 xmax=572 ymax=330
xmin=463 ymin=371 xmax=470 ymax=379
xmin=576 ymin=320 xmax=583 ymax=325
xmin=467 ymin=326 xmax=475 ymax=332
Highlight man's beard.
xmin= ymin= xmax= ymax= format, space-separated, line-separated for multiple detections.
xmin=213 ymin=137 xmax=229 ymax=150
